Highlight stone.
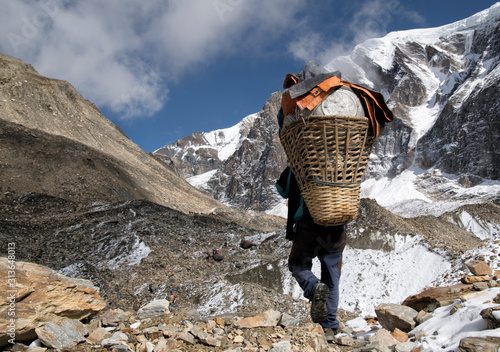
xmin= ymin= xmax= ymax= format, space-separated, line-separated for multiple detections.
xmin=412 ymin=331 xmax=427 ymax=341
xmin=462 ymin=276 xmax=491 ymax=284
xmin=368 ymin=328 xmax=398 ymax=346
xmin=356 ymin=341 xmax=392 ymax=352
xmin=480 ymin=306 xmax=500 ymax=329
xmin=270 ymin=340 xmax=292 ymax=352
xmin=392 ymin=328 xmax=408 ymax=342
xmin=240 ymin=239 xmax=257 ymax=249
xmin=101 ymin=308 xmax=129 ymax=326
xmin=191 ymin=328 xmax=219 ymax=347
xmin=137 ymin=300 xmax=170 ymax=320
xmin=493 ymin=270 xmax=500 ymax=280
xmin=457 ymin=337 xmax=500 ymax=352
xmin=234 ymin=335 xmax=245 ymax=343
xmin=110 ymin=345 xmax=128 ymax=352
xmin=257 ymin=335 xmax=273 ymax=349
xmin=473 ymin=282 xmax=490 ymax=291
xmin=303 ymin=323 xmax=328 ymax=351
xmin=234 ymin=309 xmax=282 ymax=328
xmin=26 ymin=347 xmax=47 ymax=352
xmin=35 ymin=319 xmax=87 ymax=351
xmin=279 ymin=312 xmax=299 ymax=327
xmin=466 ymin=261 xmax=493 ymax=276
xmin=375 ymin=304 xmax=418 ymax=333
xmin=214 ymin=317 xmax=225 ymax=327
xmin=416 ymin=310 xmax=432 ymax=324
xmin=177 ymin=332 xmax=195 ymax=345
xmin=402 ymin=284 xmax=472 ymax=312
xmin=335 ymin=334 xmax=356 ymax=346
xmin=450 ymin=304 xmax=462 ymax=315
xmin=213 ymin=254 xmax=224 ymax=261
xmin=460 ymin=290 xmax=490 ymax=301
xmin=101 ymin=332 xmax=129 ymax=347
xmin=394 ymin=341 xmax=417 ymax=352
xmin=86 ymin=327 xmax=113 ymax=344
xmin=154 ymin=338 xmax=177 ymax=351
xmin=0 ymin=258 xmax=106 ymax=347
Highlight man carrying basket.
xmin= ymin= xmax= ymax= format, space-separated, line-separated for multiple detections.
xmin=276 ymin=61 xmax=393 ymax=342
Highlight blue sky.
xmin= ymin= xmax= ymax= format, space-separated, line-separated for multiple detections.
xmin=1 ymin=1 xmax=498 ymax=152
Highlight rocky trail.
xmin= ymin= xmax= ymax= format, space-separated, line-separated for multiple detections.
xmin=2 ymin=193 xmax=500 ymax=351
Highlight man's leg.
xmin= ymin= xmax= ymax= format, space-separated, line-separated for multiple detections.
xmin=319 ymin=251 xmax=343 ymax=332
xmin=288 ymin=244 xmax=330 ymax=323
xmin=288 ymin=249 xmax=317 ymax=299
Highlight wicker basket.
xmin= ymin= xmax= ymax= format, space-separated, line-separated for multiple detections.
xmin=279 ymin=115 xmax=375 ymax=226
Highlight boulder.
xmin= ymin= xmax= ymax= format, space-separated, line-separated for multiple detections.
xmin=458 ymin=337 xmax=500 ymax=352
xmin=86 ymin=327 xmax=113 ymax=345
xmin=101 ymin=331 xmax=129 ymax=347
xmin=234 ymin=309 xmax=281 ymax=328
xmin=375 ymin=303 xmax=418 ymax=333
xmin=240 ymin=239 xmax=257 ymax=249
xmin=392 ymin=328 xmax=409 ymax=342
xmin=466 ymin=261 xmax=493 ymax=276
xmin=137 ymin=299 xmax=170 ymax=320
xmin=480 ymin=306 xmax=500 ymax=329
xmin=462 ymin=276 xmax=491 ymax=284
xmin=402 ymin=283 xmax=472 ymax=312
xmin=279 ymin=312 xmax=299 ymax=327
xmin=101 ymin=308 xmax=129 ymax=326
xmin=213 ymin=254 xmax=224 ymax=262
xmin=368 ymin=328 xmax=398 ymax=346
xmin=0 ymin=258 xmax=106 ymax=347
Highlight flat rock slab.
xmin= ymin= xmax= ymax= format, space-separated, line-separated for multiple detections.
xmin=35 ymin=319 xmax=87 ymax=351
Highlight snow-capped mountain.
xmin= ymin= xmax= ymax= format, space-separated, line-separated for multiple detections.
xmin=155 ymin=91 xmax=287 ymax=211
xmin=154 ymin=3 xmax=500 ymax=216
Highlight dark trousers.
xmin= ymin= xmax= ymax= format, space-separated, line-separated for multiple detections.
xmin=288 ymin=224 xmax=346 ymax=331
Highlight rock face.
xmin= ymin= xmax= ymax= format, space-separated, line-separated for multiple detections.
xmin=0 ymin=257 xmax=105 ymax=347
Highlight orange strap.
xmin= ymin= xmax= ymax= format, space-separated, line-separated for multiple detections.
xmin=281 ymin=75 xmax=393 ymax=138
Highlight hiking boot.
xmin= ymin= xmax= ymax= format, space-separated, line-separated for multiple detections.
xmin=310 ymin=281 xmax=329 ymax=323
xmin=323 ymin=328 xmax=336 ymax=343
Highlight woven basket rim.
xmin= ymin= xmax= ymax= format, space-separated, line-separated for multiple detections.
xmin=279 ymin=114 xmax=370 ymax=136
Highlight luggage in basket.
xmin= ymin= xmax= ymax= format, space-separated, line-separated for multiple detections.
xmin=279 ymin=114 xmax=375 ymax=226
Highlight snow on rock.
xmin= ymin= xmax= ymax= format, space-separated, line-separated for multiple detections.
xmin=203 ymin=114 xmax=257 ymax=161
xmin=413 ymin=287 xmax=500 ymax=351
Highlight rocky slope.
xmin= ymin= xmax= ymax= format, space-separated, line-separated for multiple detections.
xmin=0 ymin=52 xmax=282 ymax=232
xmin=1 ymin=193 xmax=500 ymax=351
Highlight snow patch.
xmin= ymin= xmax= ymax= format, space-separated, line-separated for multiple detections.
xmin=413 ymin=287 xmax=500 ymax=352
xmin=340 ymin=235 xmax=450 ymax=315
xmin=186 ymin=169 xmax=217 ymax=188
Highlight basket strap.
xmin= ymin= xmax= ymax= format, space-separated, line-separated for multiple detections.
xmin=290 ymin=167 xmax=361 ymax=188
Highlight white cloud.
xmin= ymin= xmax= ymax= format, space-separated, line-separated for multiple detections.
xmin=0 ymin=0 xmax=427 ymax=119
xmin=0 ymin=0 xmax=303 ymax=119
xmin=288 ymin=0 xmax=426 ymax=67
